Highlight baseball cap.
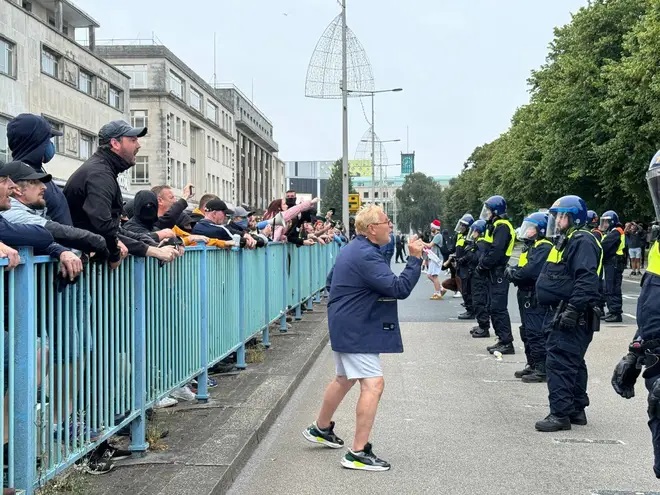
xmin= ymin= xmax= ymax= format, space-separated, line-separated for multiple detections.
xmin=204 ymin=199 xmax=234 ymax=214
xmin=98 ymin=120 xmax=147 ymax=146
xmin=0 ymin=161 xmax=52 ymax=182
xmin=233 ymin=206 xmax=253 ymax=218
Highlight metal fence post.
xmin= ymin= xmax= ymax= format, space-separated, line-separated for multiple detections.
xmin=197 ymin=245 xmax=209 ymax=402
xmin=13 ymin=248 xmax=36 ymax=495
xmin=295 ymin=248 xmax=302 ymax=321
xmin=236 ymin=249 xmax=246 ymax=369
xmin=262 ymin=245 xmax=271 ymax=348
xmin=279 ymin=245 xmax=288 ymax=332
xmin=130 ymin=258 xmax=149 ymax=454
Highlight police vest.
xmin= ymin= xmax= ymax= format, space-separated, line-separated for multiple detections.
xmin=456 ymin=233 xmax=465 ymax=248
xmin=614 ymin=226 xmax=625 ymax=256
xmin=518 ymin=238 xmax=553 ymax=267
xmin=483 ymin=219 xmax=516 ymax=256
xmin=648 ymin=241 xmax=660 ymax=277
xmin=546 ymin=229 xmax=604 ymax=276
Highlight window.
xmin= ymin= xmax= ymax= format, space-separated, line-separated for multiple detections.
xmin=41 ymin=47 xmax=59 ymax=78
xmin=215 ymin=141 xmax=219 ymax=162
xmin=0 ymin=116 xmax=9 ymax=164
xmin=190 ymin=88 xmax=202 ymax=112
xmin=79 ymin=133 xmax=93 ymax=160
xmin=206 ymin=102 xmax=217 ymax=123
xmin=182 ymin=121 xmax=187 ymax=146
xmin=22 ymin=1 xmax=32 ymax=12
xmin=79 ymin=70 xmax=93 ymax=95
xmin=0 ymin=38 xmax=15 ymax=78
xmin=115 ymin=64 xmax=147 ymax=89
xmin=131 ymin=156 xmax=149 ymax=185
xmin=175 ymin=117 xmax=181 ymax=143
xmin=131 ymin=110 xmax=148 ymax=129
xmin=207 ymin=136 xmax=211 ymax=158
xmin=364 ymin=192 xmax=369 ymax=199
xmin=44 ymin=120 xmax=63 ymax=152
xmin=169 ymin=71 xmax=184 ymax=99
xmin=108 ymin=86 xmax=122 ymax=110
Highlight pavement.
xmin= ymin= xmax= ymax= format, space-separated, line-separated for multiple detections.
xmin=229 ymin=263 xmax=657 ymax=495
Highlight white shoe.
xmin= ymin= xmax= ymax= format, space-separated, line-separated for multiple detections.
xmin=453 ymin=292 xmax=462 ymax=298
xmin=170 ymin=385 xmax=196 ymax=401
xmin=153 ymin=397 xmax=178 ymax=409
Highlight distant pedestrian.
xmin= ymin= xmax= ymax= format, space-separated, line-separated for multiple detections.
xmin=302 ymin=205 xmax=423 ymax=471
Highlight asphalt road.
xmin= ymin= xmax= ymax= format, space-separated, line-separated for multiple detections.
xmin=229 ymin=262 xmax=654 ymax=495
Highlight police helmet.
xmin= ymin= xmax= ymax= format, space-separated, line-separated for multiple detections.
xmin=479 ymin=195 xmax=507 ymax=221
xmin=599 ymin=210 xmax=620 ymax=232
xmin=518 ymin=212 xmax=549 ymax=241
xmin=454 ymin=213 xmax=474 ymax=233
xmin=469 ymin=219 xmax=487 ymax=238
xmin=546 ymin=195 xmax=587 ymax=238
xmin=648 ymin=150 xmax=660 ymax=222
xmin=586 ymin=210 xmax=599 ymax=229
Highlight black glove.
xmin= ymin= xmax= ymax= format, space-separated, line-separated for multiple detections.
xmin=649 ymin=376 xmax=660 ymax=419
xmin=504 ymin=266 xmax=516 ymax=281
xmin=557 ymin=303 xmax=580 ymax=330
xmin=611 ymin=352 xmax=642 ymax=399
xmin=476 ymin=265 xmax=487 ymax=276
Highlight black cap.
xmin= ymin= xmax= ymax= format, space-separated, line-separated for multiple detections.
xmin=204 ymin=199 xmax=234 ymax=214
xmin=0 ymin=161 xmax=52 ymax=183
xmin=98 ymin=120 xmax=147 ymax=145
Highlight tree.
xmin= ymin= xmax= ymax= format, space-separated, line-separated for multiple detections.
xmin=396 ymin=173 xmax=444 ymax=233
xmin=321 ymin=159 xmax=356 ymax=223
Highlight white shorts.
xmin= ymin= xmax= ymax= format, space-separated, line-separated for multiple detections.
xmin=427 ymin=261 xmax=443 ymax=276
xmin=333 ymin=352 xmax=382 ymax=380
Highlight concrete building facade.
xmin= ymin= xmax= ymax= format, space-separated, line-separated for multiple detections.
xmin=0 ymin=0 xmax=129 ymax=181
xmin=95 ymin=44 xmax=236 ymax=199
xmin=215 ymin=85 xmax=280 ymax=211
xmin=284 ymin=160 xmax=335 ymax=199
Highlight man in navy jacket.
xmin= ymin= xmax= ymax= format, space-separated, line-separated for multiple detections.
xmin=303 ymin=205 xmax=423 ymax=471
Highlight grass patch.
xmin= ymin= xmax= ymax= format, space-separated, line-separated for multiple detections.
xmin=37 ymin=467 xmax=88 ymax=495
xmin=246 ymin=343 xmax=266 ymax=364
xmin=146 ymin=416 xmax=169 ymax=452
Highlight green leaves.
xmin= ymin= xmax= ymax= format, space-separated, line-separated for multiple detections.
xmin=321 ymin=159 xmax=356 ymax=222
xmin=395 ymin=173 xmax=444 ymax=233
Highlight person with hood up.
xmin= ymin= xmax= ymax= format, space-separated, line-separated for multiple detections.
xmin=7 ymin=113 xmax=73 ymax=226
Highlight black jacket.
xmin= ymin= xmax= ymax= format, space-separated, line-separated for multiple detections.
xmin=7 ymin=115 xmax=73 ymax=226
xmin=602 ymin=226 xmax=625 ymax=265
xmin=123 ymin=190 xmax=160 ymax=242
xmin=0 ymin=216 xmax=66 ymax=259
xmin=44 ymin=221 xmax=107 ymax=255
xmin=480 ymin=221 xmax=513 ymax=270
xmin=63 ymin=148 xmax=134 ymax=263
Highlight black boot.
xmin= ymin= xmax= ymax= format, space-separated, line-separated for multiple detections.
xmin=489 ymin=342 xmax=515 ymax=355
xmin=472 ymin=328 xmax=490 ymax=338
xmin=569 ymin=410 xmax=587 ymax=426
xmin=535 ymin=414 xmax=571 ymax=432
xmin=470 ymin=325 xmax=480 ymax=334
xmin=514 ymin=364 xmax=534 ymax=378
xmin=486 ymin=341 xmax=500 ymax=352
xmin=521 ymin=363 xmax=547 ymax=383
xmin=458 ymin=311 xmax=475 ymax=320
xmin=604 ymin=313 xmax=622 ymax=323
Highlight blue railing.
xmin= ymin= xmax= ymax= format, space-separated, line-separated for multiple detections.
xmin=2 ymin=241 xmax=339 ymax=494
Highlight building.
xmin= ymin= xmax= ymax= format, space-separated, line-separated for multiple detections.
xmin=284 ymin=160 xmax=335 ymax=199
xmin=214 ymin=85 xmax=280 ymax=210
xmin=0 ymin=0 xmax=130 ymax=182
xmin=94 ymin=44 xmax=236 ymax=200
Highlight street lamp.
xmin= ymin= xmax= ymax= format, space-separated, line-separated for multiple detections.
xmin=360 ymin=138 xmax=400 ymax=204
xmin=348 ymin=88 xmax=403 ymax=205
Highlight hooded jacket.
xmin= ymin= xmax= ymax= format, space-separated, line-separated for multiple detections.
xmin=123 ymin=190 xmax=160 ymax=240
xmin=7 ymin=114 xmax=73 ymax=226
xmin=63 ymin=147 xmax=136 ymax=262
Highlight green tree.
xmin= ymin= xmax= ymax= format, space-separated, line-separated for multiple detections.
xmin=321 ymin=159 xmax=356 ymax=222
xmin=396 ymin=173 xmax=444 ymax=233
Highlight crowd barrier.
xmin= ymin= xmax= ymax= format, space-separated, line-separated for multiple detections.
xmin=0 ymin=241 xmax=339 ymax=494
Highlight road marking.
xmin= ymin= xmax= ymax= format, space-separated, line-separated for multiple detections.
xmin=623 ymin=313 xmax=637 ymax=320
xmin=482 ymin=379 xmax=520 ymax=383
xmin=622 ymin=294 xmax=639 ymax=300
xmin=591 ymin=491 xmax=660 ymax=495
xmin=623 ymin=278 xmax=641 ymax=284
xmin=553 ymin=438 xmax=625 ymax=445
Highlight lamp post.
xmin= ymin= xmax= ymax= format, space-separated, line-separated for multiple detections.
xmin=341 ymin=0 xmax=349 ymax=231
xmin=360 ymin=138 xmax=400 ymax=206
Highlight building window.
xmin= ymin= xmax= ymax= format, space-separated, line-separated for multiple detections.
xmin=108 ymin=86 xmax=122 ymax=110
xmin=79 ymin=133 xmax=93 ymax=160
xmin=116 ymin=64 xmax=147 ymax=89
xmin=131 ymin=156 xmax=150 ymax=184
xmin=182 ymin=121 xmax=187 ymax=146
xmin=175 ymin=117 xmax=181 ymax=143
xmin=130 ymin=110 xmax=148 ymax=130
xmin=0 ymin=116 xmax=9 ymax=164
xmin=206 ymin=102 xmax=217 ymax=123
xmin=44 ymin=120 xmax=63 ymax=153
xmin=0 ymin=38 xmax=15 ymax=78
xmin=364 ymin=192 xmax=369 ymax=199
xmin=169 ymin=71 xmax=184 ymax=99
xmin=41 ymin=47 xmax=59 ymax=78
xmin=190 ymin=88 xmax=202 ymax=112
xmin=22 ymin=1 xmax=32 ymax=12
xmin=79 ymin=70 xmax=93 ymax=95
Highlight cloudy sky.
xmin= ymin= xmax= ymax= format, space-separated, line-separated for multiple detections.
xmin=76 ymin=0 xmax=587 ymax=177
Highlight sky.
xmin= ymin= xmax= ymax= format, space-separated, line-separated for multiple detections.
xmin=76 ymin=0 xmax=588 ymax=177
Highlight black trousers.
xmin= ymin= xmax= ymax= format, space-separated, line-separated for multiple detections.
xmin=471 ymin=271 xmax=490 ymax=330
xmin=460 ymin=271 xmax=473 ymax=313
xmin=604 ymin=263 xmax=623 ymax=315
xmin=395 ymin=246 xmax=405 ymax=263
xmin=489 ymin=269 xmax=513 ymax=344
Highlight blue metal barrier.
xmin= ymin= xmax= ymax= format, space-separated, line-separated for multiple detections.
xmin=1 ymin=241 xmax=338 ymax=494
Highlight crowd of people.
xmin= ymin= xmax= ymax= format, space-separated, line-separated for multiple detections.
xmin=0 ymin=114 xmax=347 ymax=484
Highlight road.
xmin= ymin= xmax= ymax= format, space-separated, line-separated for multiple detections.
xmin=230 ymin=263 xmax=653 ymax=495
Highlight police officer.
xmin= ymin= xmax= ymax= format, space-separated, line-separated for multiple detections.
xmin=535 ymin=195 xmax=602 ymax=432
xmin=466 ymin=220 xmax=491 ymax=337
xmin=611 ymin=150 xmax=660 ymax=478
xmin=478 ymin=196 xmax=517 ymax=355
xmin=587 ymin=210 xmax=602 ymax=241
xmin=506 ymin=212 xmax=553 ymax=382
xmin=600 ymin=210 xmax=625 ymax=323
xmin=454 ymin=213 xmax=475 ymax=320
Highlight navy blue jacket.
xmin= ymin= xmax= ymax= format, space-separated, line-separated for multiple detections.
xmin=192 ymin=219 xmax=233 ymax=241
xmin=480 ymin=221 xmax=512 ymax=270
xmin=510 ymin=241 xmax=553 ymax=291
xmin=7 ymin=115 xmax=73 ymax=226
xmin=0 ymin=216 xmax=67 ymax=259
xmin=536 ymin=230 xmax=601 ymax=312
xmin=380 ymin=233 xmax=395 ymax=258
xmin=326 ymin=235 xmax=422 ymax=354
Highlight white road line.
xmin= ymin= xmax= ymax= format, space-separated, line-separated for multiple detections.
xmin=622 ymin=294 xmax=639 ymax=300
xmin=623 ymin=313 xmax=637 ymax=320
xmin=623 ymin=278 xmax=640 ymax=284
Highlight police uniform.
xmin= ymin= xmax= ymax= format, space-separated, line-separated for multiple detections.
xmin=480 ymin=217 xmax=516 ymax=350
xmin=470 ymin=236 xmax=491 ymax=336
xmin=601 ymin=221 xmax=625 ymax=320
xmin=510 ymin=237 xmax=553 ymax=380
xmin=536 ymin=225 xmax=602 ymax=431
xmin=455 ymin=232 xmax=474 ymax=315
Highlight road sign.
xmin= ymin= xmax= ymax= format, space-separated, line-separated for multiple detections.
xmin=348 ymin=193 xmax=361 ymax=213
